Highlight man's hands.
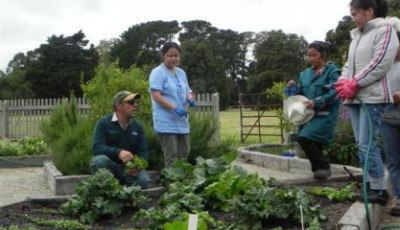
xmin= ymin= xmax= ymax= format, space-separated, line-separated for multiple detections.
xmin=119 ymin=150 xmax=139 ymax=176
xmin=119 ymin=150 xmax=133 ymax=163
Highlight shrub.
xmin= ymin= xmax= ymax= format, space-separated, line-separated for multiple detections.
xmin=40 ymin=96 xmax=93 ymax=175
xmin=324 ymin=119 xmax=359 ymax=167
xmin=51 ymin=117 xmax=93 ymax=175
xmin=265 ymin=81 xmax=292 ymax=133
xmin=189 ymin=111 xmax=237 ymax=164
xmin=81 ymin=62 xmax=152 ymax=123
xmin=141 ymin=120 xmax=164 ymax=170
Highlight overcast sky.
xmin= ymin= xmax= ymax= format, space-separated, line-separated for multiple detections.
xmin=0 ymin=0 xmax=351 ymax=72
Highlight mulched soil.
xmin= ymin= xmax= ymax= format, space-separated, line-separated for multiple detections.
xmin=0 ymin=181 xmax=355 ymax=230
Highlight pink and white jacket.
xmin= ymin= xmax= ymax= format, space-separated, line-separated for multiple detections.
xmin=340 ymin=17 xmax=399 ymax=104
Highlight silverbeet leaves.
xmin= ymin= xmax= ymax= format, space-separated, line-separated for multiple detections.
xmin=125 ymin=157 xmax=149 ymax=172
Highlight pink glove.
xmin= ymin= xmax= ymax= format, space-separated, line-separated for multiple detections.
xmin=335 ymin=78 xmax=348 ymax=87
xmin=334 ymin=79 xmax=348 ymax=95
xmin=336 ymin=79 xmax=359 ymax=99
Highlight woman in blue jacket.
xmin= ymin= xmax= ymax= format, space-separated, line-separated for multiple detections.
xmin=149 ymin=42 xmax=196 ymax=167
xmin=285 ymin=41 xmax=340 ymax=180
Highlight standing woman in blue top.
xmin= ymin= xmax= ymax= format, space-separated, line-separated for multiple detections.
xmin=285 ymin=41 xmax=341 ymax=180
xmin=149 ymin=42 xmax=196 ymax=167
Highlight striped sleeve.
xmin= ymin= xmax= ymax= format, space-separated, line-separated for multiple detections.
xmin=356 ymin=25 xmax=397 ymax=87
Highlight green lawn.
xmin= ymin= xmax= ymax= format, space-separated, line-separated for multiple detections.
xmin=219 ymin=109 xmax=282 ymax=146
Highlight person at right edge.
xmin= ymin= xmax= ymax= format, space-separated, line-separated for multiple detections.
xmin=335 ymin=0 xmax=399 ymax=206
xmin=381 ymin=16 xmax=400 ymax=216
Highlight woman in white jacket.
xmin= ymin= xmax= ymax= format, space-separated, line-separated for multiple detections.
xmin=335 ymin=0 xmax=399 ymax=205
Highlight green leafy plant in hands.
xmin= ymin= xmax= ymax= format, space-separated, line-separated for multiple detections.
xmin=125 ymin=156 xmax=149 ymax=172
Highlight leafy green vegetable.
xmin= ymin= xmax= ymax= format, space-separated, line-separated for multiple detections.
xmin=0 ymin=136 xmax=50 ymax=156
xmin=307 ymin=182 xmax=356 ymax=202
xmin=61 ymin=169 xmax=148 ymax=224
xmin=125 ymin=156 xmax=148 ymax=171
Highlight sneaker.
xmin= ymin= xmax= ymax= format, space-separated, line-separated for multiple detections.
xmin=313 ymin=169 xmax=331 ymax=180
xmin=354 ymin=190 xmax=389 ymax=206
xmin=390 ymin=201 xmax=400 ymax=216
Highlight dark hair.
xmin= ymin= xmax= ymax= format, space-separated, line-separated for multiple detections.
xmin=349 ymin=0 xmax=388 ymax=18
xmin=307 ymin=41 xmax=330 ymax=60
xmin=161 ymin=42 xmax=181 ymax=55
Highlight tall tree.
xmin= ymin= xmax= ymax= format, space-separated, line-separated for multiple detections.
xmin=25 ymin=30 xmax=99 ymax=98
xmin=114 ymin=21 xmax=181 ymax=69
xmin=179 ymin=20 xmax=252 ymax=108
xmin=178 ymin=20 xmax=216 ymax=41
xmin=209 ymin=29 xmax=253 ymax=105
xmin=6 ymin=52 xmax=26 ymax=74
xmin=0 ymin=68 xmax=34 ymax=99
xmin=96 ymin=38 xmax=119 ymax=65
xmin=248 ymin=30 xmax=307 ymax=93
xmin=325 ymin=16 xmax=355 ymax=68
xmin=180 ymin=38 xmax=229 ymax=109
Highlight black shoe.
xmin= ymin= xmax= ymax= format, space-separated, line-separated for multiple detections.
xmin=313 ymin=169 xmax=331 ymax=180
xmin=391 ymin=202 xmax=400 ymax=216
xmin=354 ymin=190 xmax=389 ymax=206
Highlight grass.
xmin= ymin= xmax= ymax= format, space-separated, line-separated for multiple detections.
xmin=219 ymin=109 xmax=282 ymax=147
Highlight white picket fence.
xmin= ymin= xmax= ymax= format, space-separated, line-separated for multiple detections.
xmin=0 ymin=93 xmax=219 ymax=142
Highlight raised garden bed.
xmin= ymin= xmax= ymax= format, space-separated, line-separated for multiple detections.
xmin=0 ymin=154 xmax=50 ymax=168
xmin=0 ymin=148 xmax=386 ymax=229
xmin=44 ymin=161 xmax=164 ymax=197
xmin=0 ymin=190 xmax=353 ymax=230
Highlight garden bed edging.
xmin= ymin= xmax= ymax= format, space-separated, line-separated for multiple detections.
xmin=43 ymin=161 xmax=164 ymax=197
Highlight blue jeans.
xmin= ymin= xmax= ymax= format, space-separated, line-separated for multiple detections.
xmin=347 ymin=104 xmax=387 ymax=190
xmin=90 ymin=155 xmax=150 ymax=188
xmin=381 ymin=105 xmax=400 ymax=199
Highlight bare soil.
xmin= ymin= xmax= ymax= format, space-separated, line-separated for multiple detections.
xmin=0 ymin=181 xmax=355 ymax=230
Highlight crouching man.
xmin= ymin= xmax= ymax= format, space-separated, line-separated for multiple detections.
xmin=90 ymin=90 xmax=150 ymax=188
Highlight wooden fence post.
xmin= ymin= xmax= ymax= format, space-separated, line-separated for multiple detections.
xmin=212 ymin=93 xmax=220 ymax=145
xmin=1 ymin=101 xmax=9 ymax=138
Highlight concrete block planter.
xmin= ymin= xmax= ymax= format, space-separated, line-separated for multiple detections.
xmin=0 ymin=155 xmax=51 ymax=168
xmin=338 ymin=201 xmax=383 ymax=230
xmin=238 ymin=143 xmax=362 ymax=179
xmin=44 ymin=161 xmax=164 ymax=197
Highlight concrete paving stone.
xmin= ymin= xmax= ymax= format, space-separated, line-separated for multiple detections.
xmin=0 ymin=167 xmax=53 ymax=207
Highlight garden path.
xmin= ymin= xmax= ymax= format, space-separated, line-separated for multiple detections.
xmin=0 ymin=167 xmax=53 ymax=207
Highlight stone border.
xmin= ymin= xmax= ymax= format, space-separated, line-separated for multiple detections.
xmin=44 ymin=161 xmax=164 ymax=197
xmin=239 ymin=144 xmax=362 ymax=176
xmin=338 ymin=201 xmax=383 ymax=230
xmin=238 ymin=144 xmax=384 ymax=230
xmin=0 ymin=155 xmax=51 ymax=168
